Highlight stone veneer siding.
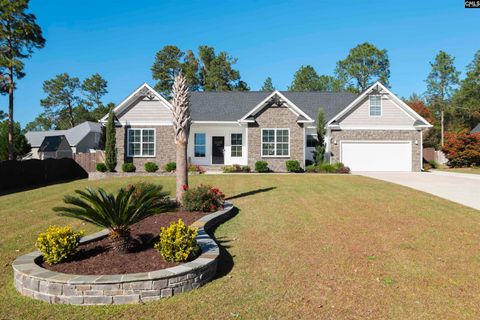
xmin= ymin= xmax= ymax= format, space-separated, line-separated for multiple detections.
xmin=329 ymin=129 xmax=422 ymax=171
xmin=12 ymin=204 xmax=234 ymax=305
xmin=248 ymin=105 xmax=304 ymax=172
xmin=115 ymin=125 xmax=176 ymax=172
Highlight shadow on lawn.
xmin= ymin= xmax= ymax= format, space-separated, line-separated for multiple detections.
xmin=226 ymin=187 xmax=276 ymax=201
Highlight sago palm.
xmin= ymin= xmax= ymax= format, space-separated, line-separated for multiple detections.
xmin=53 ymin=183 xmax=169 ymax=253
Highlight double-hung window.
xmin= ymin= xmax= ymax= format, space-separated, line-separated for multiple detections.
xmin=262 ymin=129 xmax=289 ymax=157
xmin=231 ymin=134 xmax=242 ymax=157
xmin=194 ymin=133 xmax=206 ymax=157
xmin=127 ymin=128 xmax=155 ymax=157
xmin=369 ymin=95 xmax=382 ymax=117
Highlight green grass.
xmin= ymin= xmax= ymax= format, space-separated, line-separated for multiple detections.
xmin=1 ymin=175 xmax=480 ymax=319
xmin=436 ymin=166 xmax=480 ymax=175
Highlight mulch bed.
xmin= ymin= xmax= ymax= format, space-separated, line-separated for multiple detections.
xmin=40 ymin=211 xmax=208 ymax=275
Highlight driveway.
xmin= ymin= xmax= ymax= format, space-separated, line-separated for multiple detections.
xmin=356 ymin=171 xmax=480 ymax=210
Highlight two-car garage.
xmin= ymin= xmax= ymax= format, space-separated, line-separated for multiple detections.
xmin=340 ymin=141 xmax=413 ymax=172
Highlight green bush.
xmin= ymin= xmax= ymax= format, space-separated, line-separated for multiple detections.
xmin=183 ymin=184 xmax=225 ymax=212
xmin=317 ymin=163 xmax=337 ymax=173
xmin=222 ymin=164 xmax=245 ymax=173
xmin=428 ymin=160 xmax=439 ymax=169
xmin=241 ymin=165 xmax=251 ymax=173
xmin=423 ymin=162 xmax=433 ymax=172
xmin=154 ymin=219 xmax=200 ymax=262
xmin=285 ymin=160 xmax=302 ymax=172
xmin=305 ymin=164 xmax=317 ymax=172
xmin=96 ymin=163 xmax=107 ymax=172
xmin=333 ymin=162 xmax=344 ymax=170
xmin=36 ymin=225 xmax=84 ymax=264
xmin=222 ymin=165 xmax=235 ymax=173
xmin=336 ymin=166 xmax=351 ymax=174
xmin=164 ymin=162 xmax=176 ymax=172
xmin=122 ymin=163 xmax=136 ymax=172
xmin=255 ymin=161 xmax=269 ymax=173
xmin=188 ymin=164 xmax=205 ymax=174
xmin=144 ymin=162 xmax=159 ymax=172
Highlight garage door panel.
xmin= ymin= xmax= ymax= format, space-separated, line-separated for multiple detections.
xmin=341 ymin=141 xmax=412 ymax=172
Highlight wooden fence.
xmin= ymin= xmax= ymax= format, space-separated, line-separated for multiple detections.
xmin=73 ymin=151 xmax=105 ymax=173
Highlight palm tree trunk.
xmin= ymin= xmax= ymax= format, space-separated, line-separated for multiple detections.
xmin=109 ymin=229 xmax=131 ymax=254
xmin=176 ymin=141 xmax=188 ymax=204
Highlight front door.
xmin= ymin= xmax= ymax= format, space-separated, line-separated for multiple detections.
xmin=212 ymin=136 xmax=225 ymax=164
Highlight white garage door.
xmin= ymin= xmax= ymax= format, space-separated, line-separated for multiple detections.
xmin=341 ymin=141 xmax=412 ymax=172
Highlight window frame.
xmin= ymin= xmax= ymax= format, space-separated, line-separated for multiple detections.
xmin=194 ymin=133 xmax=206 ymax=158
xmin=126 ymin=128 xmax=156 ymax=157
xmin=261 ymin=128 xmax=290 ymax=157
xmin=369 ymin=95 xmax=382 ymax=117
xmin=231 ymin=133 xmax=243 ymax=157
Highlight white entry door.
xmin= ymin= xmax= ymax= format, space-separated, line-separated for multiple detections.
xmin=340 ymin=141 xmax=412 ymax=172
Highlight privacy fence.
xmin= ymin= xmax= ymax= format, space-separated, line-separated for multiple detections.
xmin=0 ymin=158 xmax=87 ymax=192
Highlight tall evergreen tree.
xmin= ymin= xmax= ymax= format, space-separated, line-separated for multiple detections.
xmin=424 ymin=50 xmax=460 ymax=145
xmin=335 ymin=42 xmax=390 ymax=92
xmin=0 ymin=110 xmax=5 ymax=120
xmin=81 ymin=73 xmax=108 ymax=109
xmin=313 ymin=108 xmax=326 ymax=165
xmin=104 ymin=107 xmax=117 ymax=172
xmin=261 ymin=77 xmax=275 ymax=91
xmin=0 ymin=120 xmax=31 ymax=160
xmin=0 ymin=0 xmax=45 ymax=160
xmin=289 ymin=65 xmax=322 ymax=91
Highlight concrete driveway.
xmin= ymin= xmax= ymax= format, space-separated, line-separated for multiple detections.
xmin=356 ymin=171 xmax=480 ymax=210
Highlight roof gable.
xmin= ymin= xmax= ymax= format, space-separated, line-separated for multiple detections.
xmin=26 ymin=121 xmax=102 ymax=147
xmin=39 ymin=135 xmax=72 ymax=152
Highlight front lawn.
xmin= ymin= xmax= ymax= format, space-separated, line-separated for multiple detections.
xmin=1 ymin=175 xmax=479 ymax=319
xmin=436 ymin=166 xmax=480 ymax=175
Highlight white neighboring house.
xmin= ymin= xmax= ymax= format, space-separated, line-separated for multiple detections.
xmin=100 ymin=82 xmax=432 ymax=172
xmin=25 ymin=121 xmax=103 ymax=160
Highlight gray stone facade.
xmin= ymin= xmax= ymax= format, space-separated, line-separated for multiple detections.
xmin=115 ymin=125 xmax=176 ymax=172
xmin=329 ymin=129 xmax=423 ymax=171
xmin=247 ymin=105 xmax=304 ymax=172
xmin=12 ymin=204 xmax=235 ymax=305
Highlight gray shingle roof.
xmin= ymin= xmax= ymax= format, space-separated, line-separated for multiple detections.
xmin=38 ymin=135 xmax=72 ymax=152
xmin=26 ymin=121 xmax=102 ymax=147
xmin=472 ymin=123 xmax=480 ymax=133
xmin=189 ymin=91 xmax=358 ymax=123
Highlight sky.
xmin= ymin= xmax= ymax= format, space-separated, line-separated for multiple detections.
xmin=1 ymin=0 xmax=479 ymax=127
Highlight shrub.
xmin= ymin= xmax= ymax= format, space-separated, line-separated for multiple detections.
xmin=53 ymin=184 xmax=169 ymax=253
xmin=36 ymin=225 xmax=84 ymax=265
xmin=164 ymin=162 xmax=176 ymax=172
xmin=144 ymin=162 xmax=159 ymax=172
xmin=428 ymin=160 xmax=439 ymax=169
xmin=96 ymin=163 xmax=107 ymax=172
xmin=336 ymin=166 xmax=351 ymax=174
xmin=285 ymin=160 xmax=302 ymax=172
xmin=154 ymin=219 xmax=200 ymax=262
xmin=122 ymin=163 xmax=136 ymax=172
xmin=222 ymin=165 xmax=235 ymax=173
xmin=222 ymin=164 xmax=245 ymax=173
xmin=241 ymin=165 xmax=251 ymax=173
xmin=305 ymin=164 xmax=317 ymax=172
xmin=317 ymin=163 xmax=337 ymax=173
xmin=183 ymin=184 xmax=225 ymax=212
xmin=442 ymin=132 xmax=480 ymax=167
xmin=255 ymin=161 xmax=269 ymax=173
xmin=305 ymin=159 xmax=314 ymax=166
xmin=423 ymin=162 xmax=433 ymax=172
xmin=333 ymin=162 xmax=344 ymax=170
xmin=188 ymin=164 xmax=205 ymax=174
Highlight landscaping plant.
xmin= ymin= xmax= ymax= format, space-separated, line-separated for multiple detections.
xmin=144 ymin=162 xmax=159 ymax=172
xmin=442 ymin=131 xmax=480 ymax=167
xmin=164 ymin=162 xmax=176 ymax=172
xmin=122 ymin=163 xmax=136 ymax=172
xmin=154 ymin=219 xmax=200 ymax=262
xmin=188 ymin=164 xmax=205 ymax=174
xmin=53 ymin=184 xmax=169 ymax=253
xmin=183 ymin=184 xmax=225 ymax=212
xmin=105 ymin=107 xmax=117 ymax=172
xmin=36 ymin=225 xmax=84 ymax=264
xmin=313 ymin=108 xmax=326 ymax=165
xmin=255 ymin=161 xmax=269 ymax=173
xmin=241 ymin=165 xmax=251 ymax=172
xmin=96 ymin=162 xmax=107 ymax=172
xmin=285 ymin=160 xmax=302 ymax=172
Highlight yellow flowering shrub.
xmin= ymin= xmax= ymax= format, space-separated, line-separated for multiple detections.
xmin=154 ymin=219 xmax=200 ymax=262
xmin=35 ymin=225 xmax=84 ymax=265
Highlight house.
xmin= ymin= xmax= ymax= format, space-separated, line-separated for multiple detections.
xmin=38 ymin=135 xmax=73 ymax=159
xmin=100 ymin=82 xmax=432 ymax=172
xmin=25 ymin=121 xmax=103 ymax=159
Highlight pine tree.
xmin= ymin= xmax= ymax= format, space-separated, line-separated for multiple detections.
xmin=261 ymin=77 xmax=275 ymax=91
xmin=104 ymin=107 xmax=117 ymax=172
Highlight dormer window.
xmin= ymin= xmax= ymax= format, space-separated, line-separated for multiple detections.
xmin=369 ymin=95 xmax=382 ymax=117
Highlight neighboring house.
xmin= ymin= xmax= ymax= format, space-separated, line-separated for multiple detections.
xmin=25 ymin=121 xmax=103 ymax=159
xmin=471 ymin=123 xmax=480 ymax=133
xmin=100 ymin=82 xmax=432 ymax=172
xmin=38 ymin=135 xmax=73 ymax=159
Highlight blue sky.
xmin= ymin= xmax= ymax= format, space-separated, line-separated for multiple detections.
xmin=2 ymin=0 xmax=479 ymax=127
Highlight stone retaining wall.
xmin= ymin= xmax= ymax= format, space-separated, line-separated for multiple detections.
xmin=12 ymin=203 xmax=234 ymax=305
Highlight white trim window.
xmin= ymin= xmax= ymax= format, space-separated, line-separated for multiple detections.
xmin=127 ymin=128 xmax=155 ymax=157
xmin=231 ymin=133 xmax=242 ymax=157
xmin=262 ymin=129 xmax=289 ymax=157
xmin=369 ymin=95 xmax=382 ymax=117
xmin=194 ymin=133 xmax=206 ymax=157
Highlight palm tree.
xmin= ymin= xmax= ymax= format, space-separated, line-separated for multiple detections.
xmin=53 ymin=183 xmax=169 ymax=253
xmin=172 ymin=73 xmax=191 ymax=205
